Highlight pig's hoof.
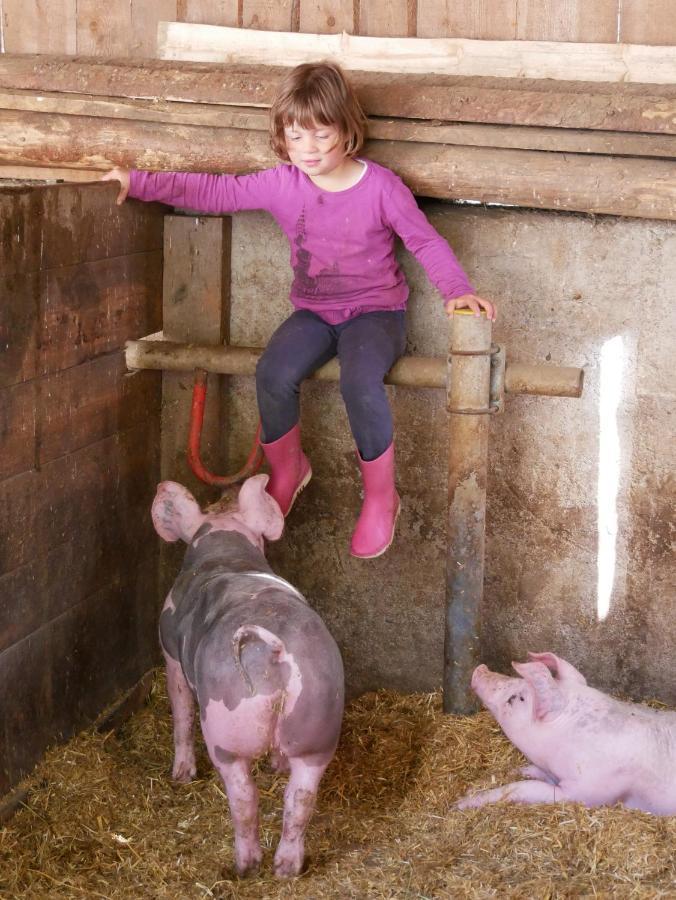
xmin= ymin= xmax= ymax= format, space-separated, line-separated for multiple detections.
xmin=273 ymin=851 xmax=304 ymax=878
xmin=234 ymin=850 xmax=263 ymax=878
xmin=172 ymin=760 xmax=197 ymax=783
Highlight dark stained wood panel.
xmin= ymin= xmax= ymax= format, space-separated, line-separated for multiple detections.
xmin=0 ymin=381 xmax=37 ymax=481
xmin=39 ymin=251 xmax=163 ymax=375
xmin=40 ymin=183 xmax=164 ymax=269
xmin=0 ymin=180 xmax=162 ymax=795
xmin=0 ymin=271 xmax=40 ymax=389
xmin=0 ymin=188 xmax=43 ymax=276
xmin=0 ymin=568 xmax=158 ymax=788
xmin=39 ymin=356 xmax=161 ymax=464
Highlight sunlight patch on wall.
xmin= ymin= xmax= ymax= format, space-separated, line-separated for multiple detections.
xmin=597 ymin=335 xmax=624 ymax=621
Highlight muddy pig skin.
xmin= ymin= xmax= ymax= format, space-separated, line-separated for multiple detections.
xmin=456 ymin=652 xmax=676 ymax=815
xmin=151 ymin=475 xmax=344 ymax=877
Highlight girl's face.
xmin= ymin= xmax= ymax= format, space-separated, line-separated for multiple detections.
xmin=283 ymin=122 xmax=348 ymax=178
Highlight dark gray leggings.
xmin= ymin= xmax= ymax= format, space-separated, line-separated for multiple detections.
xmin=256 ymin=309 xmax=407 ymax=461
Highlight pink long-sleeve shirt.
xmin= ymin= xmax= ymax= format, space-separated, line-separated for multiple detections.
xmin=129 ymin=160 xmax=474 ymax=324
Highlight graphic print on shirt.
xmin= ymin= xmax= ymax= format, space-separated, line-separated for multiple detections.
xmin=292 ymin=203 xmax=377 ymax=302
xmin=292 ymin=205 xmax=341 ymax=300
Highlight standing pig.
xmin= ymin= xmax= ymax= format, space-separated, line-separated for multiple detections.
xmin=456 ymin=652 xmax=676 ymax=815
xmin=151 ymin=475 xmax=344 ymax=877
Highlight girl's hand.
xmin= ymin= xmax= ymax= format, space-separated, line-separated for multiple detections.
xmin=445 ymin=293 xmax=497 ymax=322
xmin=101 ymin=167 xmax=131 ymax=205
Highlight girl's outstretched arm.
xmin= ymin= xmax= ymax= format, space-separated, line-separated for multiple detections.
xmin=101 ymin=167 xmax=284 ymax=216
xmin=384 ymin=173 xmax=496 ymax=322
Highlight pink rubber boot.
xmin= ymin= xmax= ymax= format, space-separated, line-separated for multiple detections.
xmin=260 ymin=424 xmax=312 ymax=517
xmin=350 ymin=442 xmax=400 ymax=559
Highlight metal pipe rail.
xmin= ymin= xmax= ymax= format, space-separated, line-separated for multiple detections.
xmin=126 ymin=322 xmax=584 ymax=713
xmin=125 ymin=335 xmax=584 ymax=399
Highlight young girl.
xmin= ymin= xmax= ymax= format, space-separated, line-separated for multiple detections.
xmin=103 ymin=62 xmax=495 ymax=559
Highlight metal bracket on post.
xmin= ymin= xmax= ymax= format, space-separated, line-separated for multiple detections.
xmin=447 ymin=344 xmax=505 ymax=415
xmin=490 ymin=344 xmax=506 ymax=414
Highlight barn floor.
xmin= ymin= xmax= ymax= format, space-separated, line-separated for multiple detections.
xmin=1 ymin=673 xmax=674 ymax=899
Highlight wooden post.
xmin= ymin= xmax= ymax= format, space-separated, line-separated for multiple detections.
xmin=444 ymin=311 xmax=493 ymax=714
xmin=160 ymin=214 xmax=231 ymax=591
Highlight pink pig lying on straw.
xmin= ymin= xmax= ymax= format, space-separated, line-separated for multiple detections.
xmin=456 ymin=652 xmax=676 ymax=815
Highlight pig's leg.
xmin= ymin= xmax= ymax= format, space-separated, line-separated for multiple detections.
xmin=270 ymin=750 xmax=290 ymax=774
xmin=456 ymin=779 xmax=565 ymax=809
xmin=164 ymin=653 xmax=197 ymax=783
xmin=518 ymin=764 xmax=559 ymax=785
xmin=273 ymin=754 xmax=329 ymax=878
xmin=216 ymin=758 xmax=262 ymax=876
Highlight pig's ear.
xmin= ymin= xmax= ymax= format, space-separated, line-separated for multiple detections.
xmin=512 ymin=661 xmax=565 ymax=722
xmin=237 ymin=475 xmax=284 ymax=541
xmin=527 ymin=651 xmax=587 ymax=686
xmin=152 ymin=481 xmax=205 ymax=543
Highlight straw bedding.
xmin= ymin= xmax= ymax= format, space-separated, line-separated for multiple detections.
xmin=1 ymin=674 xmax=674 ymax=899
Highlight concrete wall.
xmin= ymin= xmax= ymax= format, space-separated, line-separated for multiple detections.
xmin=225 ymin=202 xmax=675 ymax=705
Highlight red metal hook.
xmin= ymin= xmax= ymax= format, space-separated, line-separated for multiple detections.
xmin=187 ymin=368 xmax=264 ymax=487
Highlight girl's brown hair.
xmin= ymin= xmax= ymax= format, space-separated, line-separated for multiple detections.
xmin=270 ymin=62 xmax=368 ymax=161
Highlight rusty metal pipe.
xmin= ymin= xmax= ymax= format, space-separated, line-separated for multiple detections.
xmin=444 ymin=311 xmax=492 ymax=714
xmin=187 ymin=368 xmax=263 ymax=487
xmin=125 ymin=338 xmax=583 ymax=398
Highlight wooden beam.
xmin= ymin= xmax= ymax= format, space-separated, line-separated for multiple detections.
xmin=159 ymin=216 xmax=231 ymax=592
xmin=2 ymin=55 xmax=675 ymax=135
xmin=2 ymin=89 xmax=676 ymax=159
xmin=156 ymin=22 xmax=676 ymax=84
xmin=2 ymin=109 xmax=675 ymax=220
xmin=0 ymin=88 xmax=647 ymax=160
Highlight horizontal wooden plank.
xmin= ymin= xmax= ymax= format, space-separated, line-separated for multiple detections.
xmin=0 ymin=381 xmax=36 ymax=481
xmin=0 ymin=538 xmax=115 ymax=653
xmin=1 ymin=109 xmax=675 ymax=221
xmin=0 ymin=270 xmax=40 ymax=388
xmin=157 ymin=22 xmax=676 ymax=84
xmin=40 ymin=250 xmax=163 ymax=375
xmin=369 ymin=140 xmax=676 ymax=220
xmin=0 ymin=563 xmax=159 ymax=790
xmin=40 ymin=182 xmax=165 ymax=268
xmin=0 ymin=418 xmax=160 ymax=577
xmin=0 ymin=166 xmax=103 ymax=183
xmin=39 ymin=355 xmax=161 ymax=464
xmin=0 ymin=186 xmax=44 ymax=275
xmin=3 ymin=89 xmax=676 ymax=158
xmin=2 ymin=55 xmax=675 ymax=135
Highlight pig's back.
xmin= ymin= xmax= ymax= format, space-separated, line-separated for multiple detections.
xmin=162 ymin=529 xmax=344 ymax=756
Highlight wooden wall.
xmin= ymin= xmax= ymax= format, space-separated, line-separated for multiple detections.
xmin=0 ymin=182 xmax=163 ymax=795
xmin=1 ymin=0 xmax=676 ymax=55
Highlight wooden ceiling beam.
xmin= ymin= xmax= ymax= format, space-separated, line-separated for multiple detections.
xmin=2 ymin=109 xmax=675 ymax=221
xmin=1 ymin=55 xmax=676 ymax=135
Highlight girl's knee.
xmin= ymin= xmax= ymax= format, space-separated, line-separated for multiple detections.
xmin=256 ymin=355 xmax=300 ymax=398
xmin=340 ymin=372 xmax=385 ymax=409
